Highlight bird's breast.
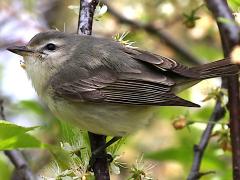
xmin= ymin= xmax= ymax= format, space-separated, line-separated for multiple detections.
xmin=44 ymin=95 xmax=157 ymax=136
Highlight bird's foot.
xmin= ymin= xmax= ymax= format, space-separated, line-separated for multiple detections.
xmin=88 ymin=152 xmax=113 ymax=171
xmin=87 ymin=136 xmax=121 ymax=171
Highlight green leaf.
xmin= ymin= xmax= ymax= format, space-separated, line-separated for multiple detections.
xmin=0 ymin=120 xmax=38 ymax=140
xmin=0 ymin=133 xmax=45 ymax=150
xmin=107 ymin=137 xmax=126 ymax=156
xmin=56 ymin=121 xmax=91 ymax=170
xmin=228 ymin=0 xmax=240 ymax=10
xmin=0 ymin=120 xmax=45 ymax=150
xmin=47 ymin=145 xmax=74 ymax=171
xmin=0 ymin=155 xmax=11 ymax=180
xmin=58 ymin=121 xmax=90 ymax=155
xmin=18 ymin=100 xmax=46 ymax=115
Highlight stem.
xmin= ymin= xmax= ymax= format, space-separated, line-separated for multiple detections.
xmin=187 ymin=100 xmax=225 ymax=179
xmin=77 ymin=1 xmax=110 ymax=179
xmin=88 ymin=133 xmax=110 ymax=180
xmin=205 ymin=0 xmax=240 ymax=179
xmin=78 ymin=0 xmax=99 ymax=35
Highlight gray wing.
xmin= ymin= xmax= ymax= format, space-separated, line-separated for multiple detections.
xmin=123 ymin=48 xmax=199 ymax=78
xmin=49 ymin=37 xmax=199 ymax=107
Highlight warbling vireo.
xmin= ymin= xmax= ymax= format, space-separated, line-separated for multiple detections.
xmin=7 ymin=31 xmax=239 ymax=136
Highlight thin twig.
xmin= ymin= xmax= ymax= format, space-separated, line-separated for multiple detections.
xmin=205 ymin=0 xmax=240 ymax=179
xmin=0 ymin=100 xmax=35 ymax=180
xmin=187 ymin=99 xmax=225 ymax=179
xmin=102 ymin=0 xmax=202 ymax=66
xmin=77 ymin=1 xmax=110 ymax=180
xmin=77 ymin=0 xmax=99 ymax=35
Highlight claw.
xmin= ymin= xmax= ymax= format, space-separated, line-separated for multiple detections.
xmin=87 ymin=137 xmax=121 ymax=171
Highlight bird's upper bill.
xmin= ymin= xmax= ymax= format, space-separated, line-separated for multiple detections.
xmin=7 ymin=46 xmax=33 ymax=56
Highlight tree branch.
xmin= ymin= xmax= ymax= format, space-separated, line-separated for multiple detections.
xmin=205 ymin=1 xmax=240 ymax=179
xmin=88 ymin=133 xmax=109 ymax=180
xmin=77 ymin=1 xmax=110 ymax=180
xmin=187 ymin=99 xmax=225 ymax=179
xmin=0 ymin=100 xmax=35 ymax=180
xmin=77 ymin=0 xmax=98 ymax=35
xmin=102 ymin=0 xmax=202 ymax=66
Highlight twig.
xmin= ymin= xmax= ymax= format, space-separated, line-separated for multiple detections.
xmin=77 ymin=0 xmax=98 ymax=35
xmin=102 ymin=0 xmax=202 ymax=66
xmin=77 ymin=1 xmax=110 ymax=180
xmin=187 ymin=99 xmax=225 ymax=179
xmin=88 ymin=133 xmax=110 ymax=180
xmin=0 ymin=100 xmax=35 ymax=180
xmin=205 ymin=0 xmax=240 ymax=179
xmin=0 ymin=100 xmax=6 ymax=120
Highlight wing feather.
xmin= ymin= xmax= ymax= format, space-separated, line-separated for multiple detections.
xmin=53 ymin=78 xmax=199 ymax=107
xmin=123 ymin=48 xmax=199 ymax=78
xmin=50 ymin=38 xmax=200 ymax=107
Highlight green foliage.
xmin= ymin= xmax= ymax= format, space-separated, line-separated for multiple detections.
xmin=191 ymin=43 xmax=223 ymax=60
xmin=107 ymin=137 xmax=127 ymax=175
xmin=107 ymin=137 xmax=126 ymax=156
xmin=44 ymin=121 xmax=128 ymax=179
xmin=145 ymin=128 xmax=231 ymax=179
xmin=113 ymin=32 xmax=137 ymax=48
xmin=228 ymin=0 xmax=240 ymax=10
xmin=0 ymin=120 xmax=45 ymax=150
xmin=182 ymin=4 xmax=204 ymax=28
xmin=0 ymin=155 xmax=11 ymax=180
xmin=48 ymin=145 xmax=75 ymax=171
xmin=18 ymin=100 xmax=46 ymax=115
xmin=42 ymin=121 xmax=92 ymax=179
xmin=128 ymin=155 xmax=154 ymax=180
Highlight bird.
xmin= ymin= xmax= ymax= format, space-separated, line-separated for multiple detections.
xmin=7 ymin=30 xmax=239 ymax=137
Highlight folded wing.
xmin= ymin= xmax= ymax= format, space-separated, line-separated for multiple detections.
xmin=50 ymin=39 xmax=200 ymax=107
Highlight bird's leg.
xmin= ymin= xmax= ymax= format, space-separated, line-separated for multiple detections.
xmin=88 ymin=136 xmax=121 ymax=171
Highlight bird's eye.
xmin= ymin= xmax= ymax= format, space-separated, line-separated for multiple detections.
xmin=45 ymin=43 xmax=56 ymax=51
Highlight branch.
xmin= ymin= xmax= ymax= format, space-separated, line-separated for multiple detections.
xmin=188 ymin=1 xmax=240 ymax=179
xmin=102 ymin=0 xmax=202 ymax=66
xmin=0 ymin=100 xmax=35 ymax=180
xmin=78 ymin=0 xmax=98 ymax=35
xmin=77 ymin=1 xmax=110 ymax=180
xmin=88 ymin=133 xmax=110 ymax=180
xmin=205 ymin=1 xmax=240 ymax=179
xmin=187 ymin=99 xmax=225 ymax=179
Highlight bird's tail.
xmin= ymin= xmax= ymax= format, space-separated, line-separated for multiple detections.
xmin=190 ymin=58 xmax=239 ymax=79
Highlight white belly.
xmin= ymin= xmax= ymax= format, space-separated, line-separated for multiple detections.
xmin=46 ymin=97 xmax=157 ymax=136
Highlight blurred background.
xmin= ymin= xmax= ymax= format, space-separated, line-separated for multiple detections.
xmin=0 ymin=0 xmax=239 ymax=179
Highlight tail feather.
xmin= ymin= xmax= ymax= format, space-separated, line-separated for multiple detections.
xmin=190 ymin=58 xmax=239 ymax=79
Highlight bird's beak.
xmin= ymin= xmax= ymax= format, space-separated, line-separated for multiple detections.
xmin=7 ymin=46 xmax=34 ymax=56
